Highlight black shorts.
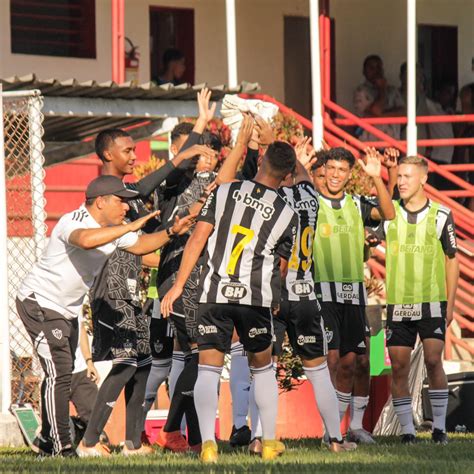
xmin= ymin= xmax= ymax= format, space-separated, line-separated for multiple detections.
xmin=197 ymin=303 xmax=273 ymax=354
xmin=273 ymin=300 xmax=327 ymax=360
xmin=150 ymin=299 xmax=174 ymax=359
xmin=386 ymin=303 xmax=447 ymax=348
xmin=320 ymin=302 xmax=367 ymax=356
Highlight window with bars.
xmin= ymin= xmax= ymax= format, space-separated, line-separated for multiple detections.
xmin=10 ymin=0 xmax=96 ymax=58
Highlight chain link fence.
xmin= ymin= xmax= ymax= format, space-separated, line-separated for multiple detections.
xmin=2 ymin=91 xmax=47 ymax=409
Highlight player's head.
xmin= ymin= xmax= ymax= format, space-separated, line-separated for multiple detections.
xmin=324 ymin=147 xmax=355 ymax=195
xmin=261 ymin=141 xmax=296 ymax=182
xmin=170 ymin=122 xmax=194 ymax=156
xmin=397 ymin=155 xmax=429 ymax=200
xmin=95 ymin=129 xmax=136 ymax=176
xmin=85 ymin=175 xmax=137 ymax=226
xmin=195 ymin=131 xmax=222 ymax=173
xmin=312 ymin=149 xmax=328 ymax=193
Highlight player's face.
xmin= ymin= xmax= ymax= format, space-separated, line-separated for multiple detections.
xmin=100 ymin=195 xmax=130 ymax=225
xmin=195 ymin=147 xmax=218 ymax=173
xmin=105 ymin=137 xmax=137 ymax=176
xmin=312 ymin=166 xmax=327 ymax=193
xmin=397 ymin=163 xmax=427 ymax=200
xmin=324 ymin=159 xmax=351 ymax=195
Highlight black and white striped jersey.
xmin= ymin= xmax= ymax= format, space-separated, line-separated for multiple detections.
xmin=278 ymin=181 xmax=319 ymax=301
xmin=197 ymin=180 xmax=298 ymax=308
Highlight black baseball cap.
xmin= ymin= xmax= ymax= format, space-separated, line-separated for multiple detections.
xmin=85 ymin=175 xmax=139 ymax=200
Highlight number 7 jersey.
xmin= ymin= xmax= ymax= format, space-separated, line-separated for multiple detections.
xmin=197 ymin=180 xmax=298 ymax=308
xmin=279 ymin=181 xmax=319 ymax=301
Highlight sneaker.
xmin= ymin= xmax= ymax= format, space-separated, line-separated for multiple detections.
xmin=431 ymin=428 xmax=448 ymax=445
xmin=141 ymin=430 xmax=151 ymax=446
xmin=328 ymin=440 xmax=358 ymax=452
xmin=400 ymin=434 xmax=417 ymax=444
xmin=346 ymin=428 xmax=376 ymax=444
xmin=261 ymin=439 xmax=285 ymax=461
xmin=156 ymin=429 xmax=190 ymax=453
xmin=31 ymin=435 xmax=53 ymax=456
xmin=58 ymin=448 xmax=78 ymax=458
xmin=122 ymin=442 xmax=154 ymax=456
xmin=229 ymin=425 xmax=251 ymax=447
xmin=200 ymin=440 xmax=218 ymax=463
xmin=249 ymin=437 xmax=263 ymax=455
xmin=76 ymin=440 xmax=111 ymax=457
xmin=189 ymin=443 xmax=202 ymax=454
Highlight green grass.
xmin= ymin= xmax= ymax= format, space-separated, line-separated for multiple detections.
xmin=0 ymin=434 xmax=473 ymax=473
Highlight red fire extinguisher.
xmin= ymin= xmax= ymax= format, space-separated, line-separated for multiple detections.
xmin=125 ymin=37 xmax=140 ymax=84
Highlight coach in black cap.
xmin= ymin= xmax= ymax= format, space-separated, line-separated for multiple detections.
xmin=16 ymin=175 xmax=193 ymax=457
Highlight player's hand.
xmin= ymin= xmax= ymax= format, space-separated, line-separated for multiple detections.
xmin=161 ymin=285 xmax=184 ymax=318
xmin=126 ymin=210 xmax=160 ymax=232
xmin=446 ymin=306 xmax=454 ymax=327
xmin=175 ymin=144 xmax=216 ymax=163
xmin=272 ymin=304 xmax=280 ymax=316
xmin=170 ymin=214 xmax=195 ymax=236
xmin=254 ymin=115 xmax=274 ymax=145
xmin=197 ymin=87 xmax=216 ymax=123
xmin=359 ymin=147 xmax=382 ymax=178
xmin=86 ymin=361 xmax=100 ymax=384
xmin=236 ymin=114 xmax=254 ymax=146
xmin=365 ymin=232 xmax=380 ymax=248
xmin=382 ymin=147 xmax=399 ymax=169
xmin=295 ymin=136 xmax=317 ymax=171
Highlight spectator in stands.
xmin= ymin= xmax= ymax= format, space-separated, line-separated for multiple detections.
xmin=155 ymin=48 xmax=186 ymax=86
xmin=399 ymin=63 xmax=454 ymax=189
xmin=435 ymin=82 xmax=457 ymax=115
xmin=353 ymin=55 xmax=404 ymax=141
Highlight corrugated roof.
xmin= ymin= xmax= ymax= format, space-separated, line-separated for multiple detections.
xmin=0 ymin=74 xmax=260 ymax=99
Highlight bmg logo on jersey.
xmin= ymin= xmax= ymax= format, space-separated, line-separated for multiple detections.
xmin=291 ymin=280 xmax=314 ymax=296
xmin=248 ymin=327 xmax=268 ymax=338
xmin=232 ymin=190 xmax=274 ymax=220
xmin=222 ymin=283 xmax=248 ymax=300
xmin=198 ymin=324 xmax=218 ymax=336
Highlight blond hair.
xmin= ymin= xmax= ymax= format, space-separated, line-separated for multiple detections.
xmin=399 ymin=155 xmax=429 ymax=173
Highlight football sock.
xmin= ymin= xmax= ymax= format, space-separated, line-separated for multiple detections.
xmin=393 ymin=397 xmax=416 ymax=435
xmin=249 ymin=380 xmax=262 ymax=438
xmin=251 ymin=363 xmax=278 ymax=440
xmin=428 ymin=389 xmax=449 ymax=432
xmin=230 ymin=343 xmax=251 ymax=429
xmin=169 ymin=351 xmax=185 ymax=399
xmin=143 ymin=357 xmax=172 ymax=417
xmin=125 ymin=359 xmax=151 ymax=449
xmin=83 ymin=362 xmax=136 ymax=447
xmin=336 ymin=390 xmax=351 ymax=421
xmin=350 ymin=395 xmax=370 ymax=431
xmin=305 ymin=362 xmax=342 ymax=441
xmin=194 ymin=364 xmax=222 ymax=443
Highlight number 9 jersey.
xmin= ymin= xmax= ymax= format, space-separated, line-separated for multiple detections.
xmin=278 ymin=181 xmax=319 ymax=301
xmin=197 ymin=180 xmax=298 ymax=308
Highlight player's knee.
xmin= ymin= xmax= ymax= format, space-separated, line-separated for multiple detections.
xmin=390 ymin=357 xmax=409 ymax=377
xmin=356 ymin=354 xmax=370 ymax=375
xmin=424 ymin=353 xmax=443 ymax=374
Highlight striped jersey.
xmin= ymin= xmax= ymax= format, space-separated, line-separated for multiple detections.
xmin=278 ymin=181 xmax=319 ymax=301
xmin=197 ymin=180 xmax=298 ymax=308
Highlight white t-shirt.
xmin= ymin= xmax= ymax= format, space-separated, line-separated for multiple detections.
xmin=18 ymin=205 xmax=139 ymax=319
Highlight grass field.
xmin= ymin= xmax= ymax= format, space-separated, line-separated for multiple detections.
xmin=0 ymin=434 xmax=473 ymax=473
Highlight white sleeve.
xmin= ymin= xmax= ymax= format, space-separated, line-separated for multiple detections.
xmin=56 ymin=215 xmax=89 ymax=245
xmin=115 ymin=231 xmax=139 ymax=249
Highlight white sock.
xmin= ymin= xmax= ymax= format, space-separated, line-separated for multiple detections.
xmin=143 ymin=358 xmax=172 ymax=415
xmin=230 ymin=343 xmax=251 ymax=429
xmin=305 ymin=362 xmax=342 ymax=441
xmin=350 ymin=395 xmax=369 ymax=431
xmin=429 ymin=389 xmax=448 ymax=432
xmin=336 ymin=390 xmax=351 ymax=421
xmin=249 ymin=380 xmax=262 ymax=438
xmin=251 ymin=363 xmax=278 ymax=441
xmin=194 ymin=364 xmax=222 ymax=443
xmin=393 ymin=397 xmax=416 ymax=435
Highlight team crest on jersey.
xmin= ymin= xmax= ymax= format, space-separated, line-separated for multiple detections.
xmin=124 ymin=342 xmax=133 ymax=353
xmin=291 ymin=280 xmax=314 ymax=296
xmin=325 ymin=328 xmax=333 ymax=343
xmin=221 ymin=282 xmax=248 ymax=301
xmin=52 ymin=328 xmax=63 ymax=340
xmin=232 ymin=190 xmax=274 ymax=220
xmin=154 ymin=342 xmax=163 ymax=354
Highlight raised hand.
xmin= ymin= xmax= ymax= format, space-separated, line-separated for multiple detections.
xmin=171 ymin=214 xmax=196 ymax=236
xmin=382 ymin=147 xmax=400 ymax=169
xmin=236 ymin=114 xmax=254 ymax=146
xmin=197 ymin=87 xmax=216 ymax=123
xmin=254 ymin=115 xmax=274 ymax=145
xmin=127 ymin=210 xmax=160 ymax=232
xmin=295 ymin=136 xmax=316 ymax=170
xmin=175 ymin=144 xmax=215 ymax=163
xmin=359 ymin=147 xmax=382 ymax=178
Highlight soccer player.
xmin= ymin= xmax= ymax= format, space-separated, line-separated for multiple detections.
xmin=313 ymin=147 xmax=395 ymax=440
xmin=16 ymin=175 xmax=192 ymax=457
xmin=273 ymin=138 xmax=357 ymax=453
xmin=161 ymin=141 xmax=299 ymax=463
xmin=384 ymin=156 xmax=458 ymax=444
